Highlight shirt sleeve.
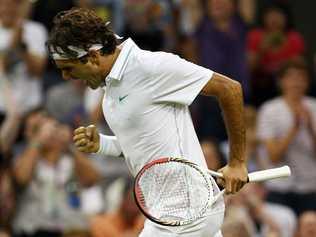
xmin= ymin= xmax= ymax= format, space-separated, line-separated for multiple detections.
xmin=149 ymin=52 xmax=214 ymax=105
xmin=256 ymin=104 xmax=278 ymax=140
xmin=96 ymin=134 xmax=122 ymax=157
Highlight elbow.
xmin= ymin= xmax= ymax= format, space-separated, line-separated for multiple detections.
xmin=229 ymin=80 xmax=242 ymax=93
xmin=220 ymin=79 xmax=243 ymax=102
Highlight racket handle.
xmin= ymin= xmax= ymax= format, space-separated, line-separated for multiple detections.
xmin=207 ymin=166 xmax=291 ymax=182
xmin=248 ymin=165 xmax=291 ymax=182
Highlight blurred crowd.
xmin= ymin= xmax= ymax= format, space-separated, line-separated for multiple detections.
xmin=1 ymin=0 xmax=316 ymax=236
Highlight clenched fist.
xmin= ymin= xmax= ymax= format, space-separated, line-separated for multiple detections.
xmin=73 ymin=125 xmax=100 ymax=153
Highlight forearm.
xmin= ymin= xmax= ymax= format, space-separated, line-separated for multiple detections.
xmin=218 ymin=82 xmax=246 ymax=165
xmin=202 ymin=73 xmax=246 ymax=165
xmin=13 ymin=144 xmax=40 ymax=185
xmin=72 ymin=147 xmax=101 ymax=187
xmin=96 ymin=134 xmax=122 ymax=157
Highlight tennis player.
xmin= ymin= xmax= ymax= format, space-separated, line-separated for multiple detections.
xmin=47 ymin=8 xmax=248 ymax=237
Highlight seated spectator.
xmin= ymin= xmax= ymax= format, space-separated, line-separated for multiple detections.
xmin=296 ymin=211 xmax=316 ymax=237
xmin=257 ymin=60 xmax=316 ymax=216
xmin=225 ymin=183 xmax=297 ymax=237
xmin=90 ymin=179 xmax=144 ymax=237
xmin=12 ymin=111 xmax=101 ymax=237
xmin=247 ymin=3 xmax=305 ymax=106
xmin=0 ymin=0 xmax=47 ymax=115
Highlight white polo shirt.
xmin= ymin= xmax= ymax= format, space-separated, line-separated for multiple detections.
xmin=102 ymin=38 xmax=214 ymax=176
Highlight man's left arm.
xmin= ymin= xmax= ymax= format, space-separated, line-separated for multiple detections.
xmin=201 ymin=72 xmax=248 ymax=194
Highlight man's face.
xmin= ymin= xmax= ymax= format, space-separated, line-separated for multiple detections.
xmin=55 ymin=58 xmax=103 ymax=90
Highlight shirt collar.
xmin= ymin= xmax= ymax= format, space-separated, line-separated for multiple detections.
xmin=106 ymin=38 xmax=135 ymax=83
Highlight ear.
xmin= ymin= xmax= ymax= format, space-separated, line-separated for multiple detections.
xmin=87 ymin=50 xmax=100 ymax=65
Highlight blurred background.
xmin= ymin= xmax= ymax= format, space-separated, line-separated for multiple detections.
xmin=1 ymin=0 xmax=316 ymax=236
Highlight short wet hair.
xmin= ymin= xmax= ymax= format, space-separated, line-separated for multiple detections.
xmin=47 ymin=7 xmax=118 ymax=60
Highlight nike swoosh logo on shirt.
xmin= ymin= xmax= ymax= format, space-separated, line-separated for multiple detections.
xmin=119 ymin=94 xmax=129 ymax=102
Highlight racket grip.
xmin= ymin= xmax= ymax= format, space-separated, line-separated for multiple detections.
xmin=248 ymin=166 xmax=291 ymax=182
xmin=207 ymin=166 xmax=291 ymax=182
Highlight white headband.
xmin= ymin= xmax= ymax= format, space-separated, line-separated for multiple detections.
xmin=51 ymin=21 xmax=123 ymax=60
xmin=51 ymin=44 xmax=104 ymax=60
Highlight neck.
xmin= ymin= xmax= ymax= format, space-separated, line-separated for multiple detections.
xmin=101 ymin=47 xmax=121 ymax=79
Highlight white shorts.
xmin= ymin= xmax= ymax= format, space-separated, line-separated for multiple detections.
xmin=139 ymin=211 xmax=224 ymax=237
xmin=139 ymin=178 xmax=225 ymax=237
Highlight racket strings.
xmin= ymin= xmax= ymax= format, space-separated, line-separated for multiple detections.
xmin=137 ymin=161 xmax=211 ymax=223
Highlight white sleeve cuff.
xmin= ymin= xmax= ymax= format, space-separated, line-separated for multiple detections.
xmin=96 ymin=134 xmax=122 ymax=157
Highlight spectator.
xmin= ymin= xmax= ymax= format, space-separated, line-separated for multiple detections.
xmin=187 ymin=0 xmax=250 ymax=142
xmin=192 ymin=0 xmax=250 ymax=95
xmin=90 ymin=179 xmax=144 ymax=237
xmin=175 ymin=0 xmax=203 ymax=36
xmin=0 ymin=0 xmax=47 ymax=115
xmin=0 ymin=52 xmax=21 ymax=155
xmin=297 ymin=211 xmax=316 ymax=237
xmin=122 ymin=0 xmax=165 ymax=51
xmin=224 ymin=183 xmax=297 ymax=237
xmin=12 ymin=112 xmax=101 ymax=237
xmin=247 ymin=3 xmax=305 ymax=106
xmin=257 ymin=60 xmax=316 ymax=216
xmin=0 ymin=56 xmax=20 ymax=237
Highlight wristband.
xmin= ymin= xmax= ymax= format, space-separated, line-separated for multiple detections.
xmin=96 ymin=134 xmax=122 ymax=157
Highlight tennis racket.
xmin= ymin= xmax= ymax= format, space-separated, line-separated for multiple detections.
xmin=134 ymin=157 xmax=291 ymax=226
